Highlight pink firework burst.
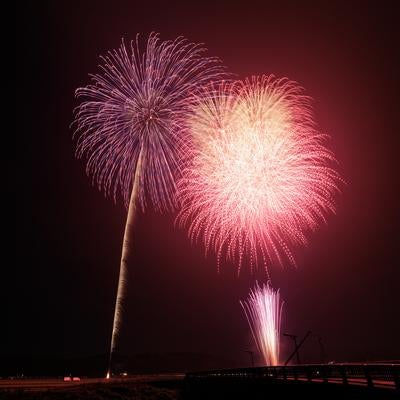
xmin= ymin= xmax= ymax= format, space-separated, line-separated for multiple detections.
xmin=177 ymin=76 xmax=341 ymax=273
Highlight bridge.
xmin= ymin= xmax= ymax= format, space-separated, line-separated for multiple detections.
xmin=185 ymin=363 xmax=400 ymax=399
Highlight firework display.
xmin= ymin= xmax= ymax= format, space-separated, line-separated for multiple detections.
xmin=74 ymin=30 xmax=342 ymax=378
xmin=73 ymin=33 xmax=224 ymax=376
xmin=241 ymin=282 xmax=284 ymax=366
xmin=177 ymin=76 xmax=341 ymax=273
xmin=75 ymin=33 xmax=224 ymax=211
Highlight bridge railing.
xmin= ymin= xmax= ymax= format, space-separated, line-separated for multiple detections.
xmin=185 ymin=363 xmax=400 ymax=391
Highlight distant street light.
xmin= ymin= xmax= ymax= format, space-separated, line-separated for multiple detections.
xmin=283 ymin=333 xmax=301 ymax=364
xmin=283 ymin=331 xmax=312 ymax=366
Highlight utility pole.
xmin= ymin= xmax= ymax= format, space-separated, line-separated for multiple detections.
xmin=283 ymin=333 xmax=301 ymax=364
xmin=245 ymin=350 xmax=254 ymax=367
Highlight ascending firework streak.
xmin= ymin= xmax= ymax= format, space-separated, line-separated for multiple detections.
xmin=240 ymin=282 xmax=284 ymax=366
xmin=73 ymin=33 xmax=224 ymax=378
xmin=178 ymin=76 xmax=341 ymax=273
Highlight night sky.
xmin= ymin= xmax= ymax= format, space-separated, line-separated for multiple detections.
xmin=12 ymin=1 xmax=400 ymax=371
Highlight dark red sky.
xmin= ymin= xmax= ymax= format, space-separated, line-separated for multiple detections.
xmin=12 ymin=0 xmax=399 ymax=367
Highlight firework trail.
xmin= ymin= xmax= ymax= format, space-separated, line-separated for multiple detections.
xmin=177 ymin=76 xmax=341 ymax=273
xmin=240 ymin=282 xmax=284 ymax=366
xmin=73 ymin=33 xmax=224 ymax=377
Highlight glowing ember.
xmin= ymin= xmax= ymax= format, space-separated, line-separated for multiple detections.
xmin=177 ymin=76 xmax=341 ymax=272
xmin=240 ymin=282 xmax=284 ymax=366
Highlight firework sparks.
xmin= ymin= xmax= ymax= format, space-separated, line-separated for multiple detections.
xmin=240 ymin=282 xmax=284 ymax=366
xmin=73 ymin=33 xmax=224 ymax=376
xmin=75 ymin=33 xmax=224 ymax=211
xmin=177 ymin=76 xmax=341 ymax=273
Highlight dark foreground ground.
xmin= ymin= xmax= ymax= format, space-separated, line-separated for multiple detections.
xmin=1 ymin=375 xmax=399 ymax=400
xmin=0 ymin=375 xmax=182 ymax=400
